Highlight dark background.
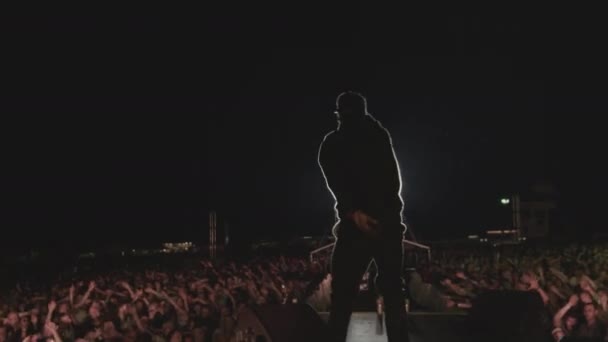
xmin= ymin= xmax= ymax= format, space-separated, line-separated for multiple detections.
xmin=1 ymin=6 xmax=606 ymax=255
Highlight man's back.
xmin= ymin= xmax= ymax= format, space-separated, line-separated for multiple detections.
xmin=318 ymin=114 xmax=403 ymax=223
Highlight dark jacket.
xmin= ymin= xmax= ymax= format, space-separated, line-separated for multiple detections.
xmin=318 ymin=114 xmax=404 ymax=224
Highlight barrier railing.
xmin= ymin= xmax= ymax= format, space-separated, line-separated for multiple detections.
xmin=310 ymin=239 xmax=431 ymax=264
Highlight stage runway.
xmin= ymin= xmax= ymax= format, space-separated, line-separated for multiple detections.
xmin=343 ymin=312 xmax=390 ymax=342
xmin=318 ymin=312 xmax=468 ymax=342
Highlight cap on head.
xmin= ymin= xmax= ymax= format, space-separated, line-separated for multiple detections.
xmin=335 ymin=91 xmax=367 ymax=117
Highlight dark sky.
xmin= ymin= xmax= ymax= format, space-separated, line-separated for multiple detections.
xmin=1 ymin=8 xmax=606 ymax=252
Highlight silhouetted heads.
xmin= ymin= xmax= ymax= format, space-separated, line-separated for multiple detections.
xmin=334 ymin=91 xmax=367 ymax=121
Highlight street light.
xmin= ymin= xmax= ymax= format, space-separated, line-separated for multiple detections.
xmin=498 ymin=195 xmax=521 ymax=242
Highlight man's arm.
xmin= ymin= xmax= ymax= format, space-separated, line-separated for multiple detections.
xmin=375 ymin=127 xmax=403 ymax=203
xmin=318 ymin=132 xmax=356 ymax=216
xmin=554 ymin=295 xmax=578 ymax=328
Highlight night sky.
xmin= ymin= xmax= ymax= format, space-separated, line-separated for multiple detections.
xmin=1 ymin=8 xmax=606 ymax=253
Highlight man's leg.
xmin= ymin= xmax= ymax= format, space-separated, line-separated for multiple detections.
xmin=374 ymin=227 xmax=409 ymax=342
xmin=328 ymin=225 xmax=373 ymax=342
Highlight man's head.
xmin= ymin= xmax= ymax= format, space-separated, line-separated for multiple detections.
xmin=335 ymin=91 xmax=367 ymax=122
xmin=583 ymin=302 xmax=598 ymax=323
xmin=59 ymin=313 xmax=72 ymax=325
xmin=88 ymin=302 xmax=101 ymax=319
xmin=201 ymin=305 xmax=211 ymax=318
xmin=580 ymin=291 xmax=593 ymax=304
xmin=58 ymin=302 xmax=69 ymax=314
xmin=162 ymin=320 xmax=175 ymax=335
xmin=6 ymin=312 xmax=19 ymax=327
xmin=564 ymin=313 xmax=578 ymax=331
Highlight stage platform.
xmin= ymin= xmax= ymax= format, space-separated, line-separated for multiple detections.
xmin=317 ymin=311 xmax=469 ymax=342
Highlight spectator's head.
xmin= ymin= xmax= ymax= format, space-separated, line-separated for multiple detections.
xmin=515 ymin=281 xmax=528 ymax=291
xmin=135 ymin=299 xmax=146 ymax=314
xmin=161 ymin=300 xmax=172 ymax=313
xmin=580 ymin=291 xmax=594 ymax=304
xmin=85 ymin=329 xmax=99 ymax=341
xmin=19 ymin=315 xmax=29 ymax=330
xmin=59 ymin=313 xmax=72 ymax=325
xmin=192 ymin=302 xmax=202 ymax=315
xmin=162 ymin=320 xmax=175 ymax=337
xmin=201 ymin=305 xmax=212 ymax=318
xmin=439 ymin=277 xmax=452 ymax=288
xmin=123 ymin=328 xmax=137 ymax=342
xmin=103 ymin=320 xmax=118 ymax=339
xmin=564 ymin=313 xmax=578 ymax=332
xmin=192 ymin=328 xmax=205 ymax=342
xmin=148 ymin=301 xmax=159 ymax=314
xmin=139 ymin=315 xmax=150 ymax=330
xmin=221 ymin=304 xmax=232 ymax=317
xmin=88 ymin=302 xmax=101 ymax=320
xmin=169 ymin=329 xmax=182 ymax=342
xmin=583 ymin=303 xmax=599 ymax=324
xmin=109 ymin=295 xmax=120 ymax=306
xmin=6 ymin=311 xmax=19 ymax=328
xmin=58 ymin=302 xmax=70 ymax=314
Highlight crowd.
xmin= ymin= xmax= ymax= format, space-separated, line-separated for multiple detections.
xmin=3 ymin=241 xmax=608 ymax=341
xmin=0 ymin=256 xmax=328 ymax=342
xmin=424 ymin=242 xmax=608 ymax=340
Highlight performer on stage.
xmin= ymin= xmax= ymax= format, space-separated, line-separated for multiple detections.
xmin=318 ymin=91 xmax=409 ymax=342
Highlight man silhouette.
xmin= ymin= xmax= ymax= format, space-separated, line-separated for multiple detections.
xmin=318 ymin=91 xmax=408 ymax=342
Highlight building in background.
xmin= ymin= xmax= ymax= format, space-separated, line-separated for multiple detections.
xmin=520 ymin=200 xmax=555 ymax=238
xmin=519 ymin=182 xmax=557 ymax=238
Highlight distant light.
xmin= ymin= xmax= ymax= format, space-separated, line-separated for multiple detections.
xmin=501 ymin=198 xmax=510 ymax=205
xmin=468 ymin=235 xmax=479 ymax=239
xmin=487 ymin=230 xmax=502 ymax=235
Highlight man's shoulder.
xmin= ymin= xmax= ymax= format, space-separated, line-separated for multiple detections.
xmin=320 ymin=130 xmax=339 ymax=146
xmin=365 ymin=115 xmax=392 ymax=140
xmin=323 ymin=130 xmax=338 ymax=140
xmin=373 ymin=118 xmax=392 ymax=137
xmin=318 ymin=130 xmax=339 ymax=159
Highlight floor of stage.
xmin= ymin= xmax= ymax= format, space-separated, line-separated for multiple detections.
xmin=317 ymin=312 xmax=468 ymax=342
xmin=344 ymin=312 xmax=390 ymax=342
